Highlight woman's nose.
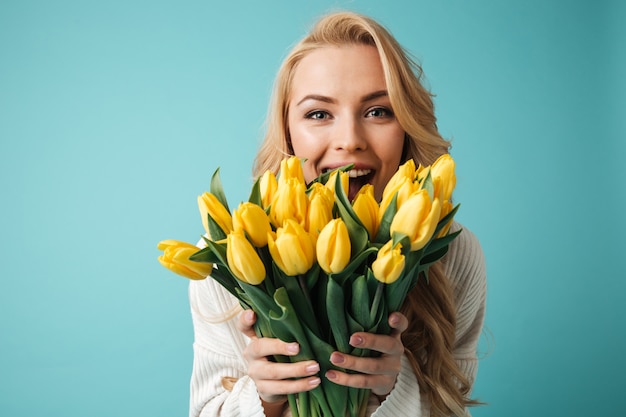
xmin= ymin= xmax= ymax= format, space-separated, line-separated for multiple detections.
xmin=332 ymin=118 xmax=367 ymax=152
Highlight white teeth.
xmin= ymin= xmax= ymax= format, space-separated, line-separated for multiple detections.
xmin=347 ymin=169 xmax=372 ymax=178
xmin=321 ymin=168 xmax=372 ymax=177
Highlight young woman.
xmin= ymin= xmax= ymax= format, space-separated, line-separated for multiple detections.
xmin=189 ymin=11 xmax=486 ymax=417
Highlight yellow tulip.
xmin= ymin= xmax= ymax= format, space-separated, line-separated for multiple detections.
xmin=378 ymin=175 xmax=419 ymax=218
xmin=259 ymin=170 xmax=278 ymax=209
xmin=270 ymin=177 xmax=308 ymax=228
xmin=268 ymin=219 xmax=315 ymax=276
xmin=278 ymin=156 xmax=305 ymax=186
xmin=198 ymin=192 xmax=233 ymax=237
xmin=372 ymin=240 xmax=405 ymax=284
xmin=381 ymin=159 xmax=416 ymax=202
xmin=429 ymin=154 xmax=456 ymax=202
xmin=226 ymin=232 xmax=266 ymax=285
xmin=352 ymin=184 xmax=379 ymax=238
xmin=437 ymin=200 xmax=454 ymax=237
xmin=389 ymin=189 xmax=442 ymax=251
xmin=232 ymin=202 xmax=272 ymax=247
xmin=325 ymin=171 xmax=349 ymax=198
xmin=307 ymin=183 xmax=334 ymax=237
xmin=157 ymin=240 xmax=212 ymax=280
xmin=316 ymin=218 xmax=351 ymax=274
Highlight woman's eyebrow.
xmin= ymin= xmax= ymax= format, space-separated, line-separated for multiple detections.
xmin=361 ymin=90 xmax=388 ymax=102
xmin=296 ymin=90 xmax=388 ymax=106
xmin=296 ymin=94 xmax=335 ymax=106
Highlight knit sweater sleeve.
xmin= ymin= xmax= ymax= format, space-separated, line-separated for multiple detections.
xmin=445 ymin=222 xmax=487 ymax=390
xmin=188 ymin=275 xmax=266 ymax=417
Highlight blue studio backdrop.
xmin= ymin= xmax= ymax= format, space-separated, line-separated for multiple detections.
xmin=1 ymin=1 xmax=624 ymax=416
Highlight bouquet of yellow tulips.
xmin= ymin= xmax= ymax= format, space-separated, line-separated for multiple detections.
xmin=158 ymin=155 xmax=461 ymax=417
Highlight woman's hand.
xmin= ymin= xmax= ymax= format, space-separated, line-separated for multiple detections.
xmin=237 ymin=310 xmax=322 ymax=406
xmin=326 ymin=312 xmax=409 ymax=397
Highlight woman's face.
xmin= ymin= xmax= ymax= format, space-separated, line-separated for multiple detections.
xmin=287 ymin=44 xmax=405 ymax=201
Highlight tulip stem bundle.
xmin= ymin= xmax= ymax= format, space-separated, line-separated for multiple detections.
xmin=158 ymin=155 xmax=462 ymax=417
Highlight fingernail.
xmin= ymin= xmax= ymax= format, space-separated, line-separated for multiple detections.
xmin=286 ymin=343 xmax=299 ymax=354
xmin=244 ymin=310 xmax=254 ymax=322
xmin=330 ymin=353 xmax=344 ymax=364
xmin=326 ymin=371 xmax=337 ymax=380
xmin=350 ymin=335 xmax=363 ymax=346
xmin=309 ymin=377 xmax=321 ymax=386
xmin=390 ymin=314 xmax=400 ymax=326
xmin=306 ymin=363 xmax=320 ymax=373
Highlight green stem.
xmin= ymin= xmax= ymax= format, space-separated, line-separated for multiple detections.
xmin=288 ymin=394 xmax=299 ymax=417
xmin=369 ymin=282 xmax=385 ymax=327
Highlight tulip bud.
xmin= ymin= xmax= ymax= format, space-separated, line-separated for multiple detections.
xmin=259 ymin=170 xmax=278 ymax=209
xmin=437 ymin=200 xmax=454 ymax=237
xmin=325 ymin=171 xmax=349 ymax=197
xmin=270 ymin=177 xmax=308 ymax=228
xmin=278 ymin=156 xmax=305 ymax=186
xmin=232 ymin=202 xmax=272 ymax=247
xmin=389 ymin=189 xmax=442 ymax=251
xmin=430 ymin=154 xmax=456 ymax=203
xmin=226 ymin=232 xmax=266 ymax=285
xmin=381 ymin=160 xmax=416 ymax=203
xmin=316 ymin=218 xmax=351 ymax=274
xmin=378 ymin=176 xmax=419 ymax=219
xmin=352 ymin=184 xmax=379 ymax=239
xmin=268 ymin=219 xmax=315 ymax=276
xmin=372 ymin=240 xmax=405 ymax=284
xmin=307 ymin=183 xmax=334 ymax=237
xmin=157 ymin=240 xmax=212 ymax=280
xmin=198 ymin=192 xmax=233 ymax=237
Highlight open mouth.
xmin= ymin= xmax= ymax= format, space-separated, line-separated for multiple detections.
xmin=323 ymin=168 xmax=374 ymax=201
xmin=347 ymin=169 xmax=374 ymax=201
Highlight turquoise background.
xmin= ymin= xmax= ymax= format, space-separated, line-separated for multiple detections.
xmin=1 ymin=1 xmax=624 ymax=416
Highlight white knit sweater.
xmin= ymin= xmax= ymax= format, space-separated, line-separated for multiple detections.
xmin=188 ymin=222 xmax=486 ymax=417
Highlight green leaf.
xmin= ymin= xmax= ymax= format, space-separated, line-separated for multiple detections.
xmin=268 ymin=288 xmax=310 ymax=352
xmin=248 ymin=176 xmax=262 ymax=206
xmin=206 ymin=267 xmax=241 ymax=300
xmin=374 ymin=193 xmax=398 ymax=244
xmin=420 ymin=245 xmax=451 ymax=269
xmin=423 ymin=229 xmax=462 ymax=257
xmin=210 ymin=168 xmax=230 ymax=212
xmin=192 ymin=240 xmax=228 ymax=266
xmin=279 ymin=267 xmax=321 ymax=336
xmin=308 ymin=163 xmax=354 ymax=187
xmin=239 ymin=281 xmax=281 ymax=320
xmin=346 ymin=311 xmax=365 ymax=335
xmin=333 ymin=173 xmax=369 ymax=256
xmin=188 ymin=246 xmax=217 ymax=264
xmin=350 ymin=275 xmax=370 ymax=329
xmin=384 ymin=270 xmax=416 ymax=313
xmin=433 ymin=203 xmax=460 ymax=237
xmin=326 ymin=278 xmax=350 ymax=353
xmin=421 ymin=170 xmax=434 ymax=200
xmin=329 ymin=246 xmax=378 ymax=282
xmin=206 ymin=212 xmax=227 ymax=241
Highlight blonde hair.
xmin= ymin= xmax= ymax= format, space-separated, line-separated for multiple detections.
xmin=253 ymin=11 xmax=477 ymax=417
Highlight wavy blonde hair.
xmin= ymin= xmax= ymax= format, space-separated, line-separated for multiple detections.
xmin=253 ymin=11 xmax=476 ymax=417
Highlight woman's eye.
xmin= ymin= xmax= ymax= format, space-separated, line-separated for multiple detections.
xmin=305 ymin=110 xmax=330 ymax=120
xmin=366 ymin=107 xmax=393 ymax=118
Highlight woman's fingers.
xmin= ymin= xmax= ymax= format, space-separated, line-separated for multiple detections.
xmin=240 ymin=325 xmax=321 ymax=403
xmin=245 ymin=340 xmax=321 ymax=402
xmin=254 ymin=368 xmax=322 ymax=399
xmin=326 ymin=312 xmax=408 ymax=396
xmin=236 ymin=309 xmax=258 ymax=339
